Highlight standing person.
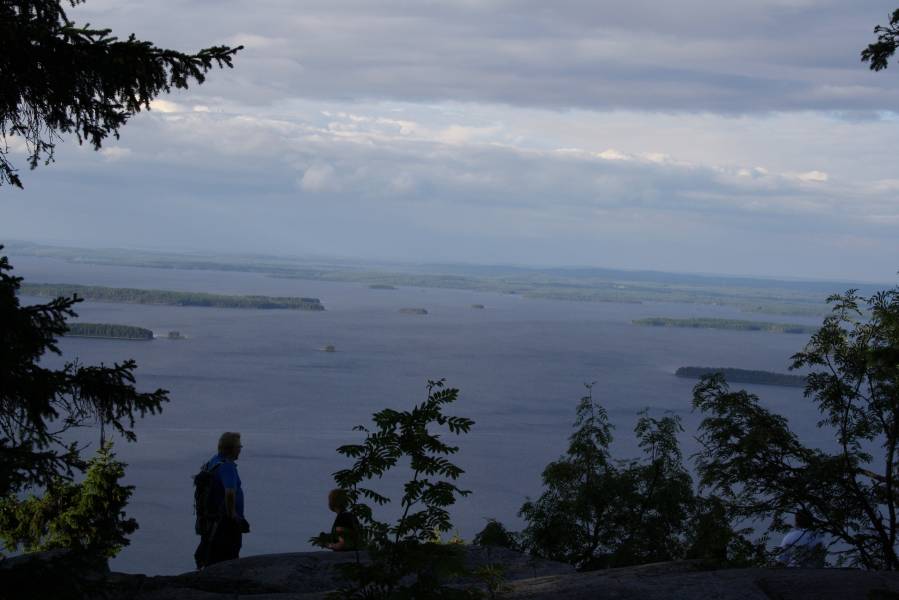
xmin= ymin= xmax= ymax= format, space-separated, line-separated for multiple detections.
xmin=776 ymin=509 xmax=825 ymax=567
xmin=194 ymin=432 xmax=249 ymax=568
xmin=327 ymin=489 xmax=360 ymax=551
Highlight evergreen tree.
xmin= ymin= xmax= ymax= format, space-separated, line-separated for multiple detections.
xmin=519 ymin=386 xmax=746 ymax=569
xmin=609 ymin=412 xmax=695 ymax=566
xmin=862 ymin=8 xmax=899 ymax=71
xmin=518 ymin=384 xmax=618 ymax=568
xmin=0 ymin=247 xmax=168 ymax=498
xmin=0 ymin=443 xmax=136 ymax=558
xmin=0 ymin=0 xmax=241 ymax=187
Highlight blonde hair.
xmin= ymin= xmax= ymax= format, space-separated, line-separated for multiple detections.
xmin=218 ymin=432 xmax=242 ymax=456
xmin=328 ymin=488 xmax=349 ymax=511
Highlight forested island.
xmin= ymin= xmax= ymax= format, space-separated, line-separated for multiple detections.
xmin=21 ymin=283 xmax=325 ymax=310
xmin=675 ymin=367 xmax=807 ymax=387
xmin=65 ymin=323 xmax=154 ymax=340
xmin=634 ymin=317 xmax=815 ymax=334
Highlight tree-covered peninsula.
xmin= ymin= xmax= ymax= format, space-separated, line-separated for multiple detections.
xmin=66 ymin=323 xmax=154 ymax=340
xmin=20 ymin=283 xmax=325 ymax=310
xmin=633 ymin=317 xmax=815 ymax=334
xmin=675 ymin=367 xmax=806 ymax=387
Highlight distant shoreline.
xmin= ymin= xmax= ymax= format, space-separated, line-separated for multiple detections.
xmin=22 ymin=283 xmax=325 ymax=311
xmin=675 ymin=366 xmax=807 ymax=388
xmin=4 ymin=242 xmax=854 ymax=317
xmin=634 ymin=317 xmax=815 ymax=334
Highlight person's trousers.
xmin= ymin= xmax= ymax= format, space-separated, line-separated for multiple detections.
xmin=195 ymin=518 xmax=242 ymax=569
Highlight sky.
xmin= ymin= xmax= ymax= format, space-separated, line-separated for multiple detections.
xmin=3 ymin=0 xmax=899 ymax=282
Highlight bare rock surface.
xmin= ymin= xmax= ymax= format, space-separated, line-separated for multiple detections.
xmin=10 ymin=548 xmax=899 ymax=599
xmin=103 ymin=547 xmax=572 ymax=599
xmin=506 ymin=560 xmax=899 ymax=600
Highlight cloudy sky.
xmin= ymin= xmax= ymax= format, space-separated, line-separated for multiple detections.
xmin=4 ymin=0 xmax=899 ymax=281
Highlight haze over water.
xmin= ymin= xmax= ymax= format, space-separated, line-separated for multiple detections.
xmin=13 ymin=254 xmax=824 ymax=575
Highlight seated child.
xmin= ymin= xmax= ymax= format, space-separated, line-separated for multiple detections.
xmin=327 ymin=489 xmax=360 ymax=551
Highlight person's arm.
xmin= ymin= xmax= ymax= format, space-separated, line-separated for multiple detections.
xmin=224 ymin=488 xmax=237 ymax=520
xmin=328 ymin=513 xmax=357 ymax=550
xmin=329 ymin=527 xmax=347 ymax=550
xmin=219 ymin=463 xmax=239 ymax=520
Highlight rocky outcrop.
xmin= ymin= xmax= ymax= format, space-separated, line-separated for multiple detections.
xmin=505 ymin=559 xmax=899 ymax=600
xmin=97 ymin=547 xmax=569 ymax=599
xmin=7 ymin=549 xmax=899 ymax=599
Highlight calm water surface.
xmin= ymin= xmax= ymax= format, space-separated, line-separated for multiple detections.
xmin=11 ymin=255 xmax=825 ymax=574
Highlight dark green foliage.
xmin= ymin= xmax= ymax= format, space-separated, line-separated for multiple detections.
xmin=0 ymin=0 xmax=241 ymax=187
xmin=0 ymin=443 xmax=136 ymax=558
xmin=310 ymin=379 xmax=476 ymax=599
xmin=684 ymin=495 xmax=768 ymax=567
xmin=0 ymin=248 xmax=168 ymax=498
xmin=471 ymin=563 xmax=511 ymax=600
xmin=65 ymin=322 xmax=153 ymax=340
xmin=471 ymin=520 xmax=516 ymax=599
xmin=22 ymin=283 xmax=324 ymax=310
xmin=609 ymin=411 xmax=696 ymax=566
xmin=519 ymin=384 xmax=617 ymax=569
xmin=473 ymin=519 xmax=519 ymax=551
xmin=862 ymin=9 xmax=899 ymax=71
xmin=520 ymin=385 xmax=754 ymax=570
xmin=675 ymin=367 xmax=807 ymax=388
xmin=634 ymin=317 xmax=815 ymax=334
xmin=693 ymin=287 xmax=899 ymax=569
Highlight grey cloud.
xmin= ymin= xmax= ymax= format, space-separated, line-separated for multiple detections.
xmin=73 ymin=0 xmax=899 ymax=113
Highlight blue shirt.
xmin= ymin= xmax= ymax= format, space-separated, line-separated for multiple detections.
xmin=207 ymin=453 xmax=244 ymax=519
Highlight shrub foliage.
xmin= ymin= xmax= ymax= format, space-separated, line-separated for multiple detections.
xmin=312 ymin=379 xmax=476 ymax=599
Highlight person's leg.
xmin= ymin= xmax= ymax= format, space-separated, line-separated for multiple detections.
xmin=194 ymin=535 xmax=208 ymax=569
xmin=208 ymin=519 xmax=241 ymax=565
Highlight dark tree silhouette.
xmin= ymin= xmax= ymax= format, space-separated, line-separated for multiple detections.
xmin=0 ymin=0 xmax=241 ymax=188
xmin=0 ymin=247 xmax=169 ymax=498
xmin=694 ymin=287 xmax=899 ymax=569
xmin=862 ymin=9 xmax=899 ymax=71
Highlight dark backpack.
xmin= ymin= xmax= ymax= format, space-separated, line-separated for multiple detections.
xmin=193 ymin=461 xmax=223 ymax=535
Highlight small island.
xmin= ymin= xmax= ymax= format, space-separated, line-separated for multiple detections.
xmin=369 ymin=284 xmax=397 ymax=290
xmin=65 ymin=323 xmax=154 ymax=340
xmin=634 ymin=317 xmax=815 ymax=334
xmin=471 ymin=304 xmax=485 ymax=309
xmin=675 ymin=366 xmax=807 ymax=388
xmin=21 ymin=283 xmax=325 ymax=311
xmin=399 ymin=308 xmax=428 ymax=315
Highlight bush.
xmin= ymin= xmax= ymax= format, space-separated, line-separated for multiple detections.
xmin=311 ymin=379 xmax=477 ymax=599
xmin=0 ymin=443 xmax=137 ymax=560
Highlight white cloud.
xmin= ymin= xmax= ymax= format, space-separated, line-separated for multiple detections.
xmin=4 ymin=135 xmax=27 ymax=153
xmin=227 ymin=33 xmax=289 ymax=50
xmin=100 ymin=146 xmax=132 ymax=161
xmin=390 ymin=172 xmax=415 ymax=193
xmin=435 ymin=125 xmax=501 ymax=145
xmin=795 ymin=170 xmax=829 ymax=183
xmin=149 ymin=99 xmax=183 ymax=113
xmin=300 ymin=163 xmax=340 ymax=192
xmin=596 ymin=149 xmax=630 ymax=161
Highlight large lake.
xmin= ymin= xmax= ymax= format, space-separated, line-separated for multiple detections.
xmin=11 ymin=255 xmax=828 ymax=575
